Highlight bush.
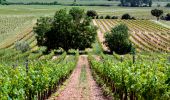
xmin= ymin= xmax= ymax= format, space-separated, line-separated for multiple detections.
xmin=166 ymin=3 xmax=170 ymax=7
xmin=111 ymin=16 xmax=118 ymax=19
xmin=121 ymin=13 xmax=131 ymax=19
xmin=131 ymin=17 xmax=136 ymax=20
xmin=104 ymin=24 xmax=132 ymax=55
xmin=96 ymin=15 xmax=99 ymax=19
xmin=99 ymin=16 xmax=104 ymax=19
xmin=122 ymin=13 xmax=136 ymax=20
xmin=86 ymin=10 xmax=98 ymax=18
xmin=105 ymin=15 xmax=111 ymax=19
xmin=15 ymin=41 xmax=30 ymax=53
xmin=165 ymin=13 xmax=170 ymax=20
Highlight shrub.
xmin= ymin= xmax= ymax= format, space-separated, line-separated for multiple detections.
xmin=166 ymin=3 xmax=170 ymax=7
xmin=86 ymin=10 xmax=98 ymax=18
xmin=111 ymin=16 xmax=118 ymax=19
xmin=96 ymin=15 xmax=99 ymax=19
xmin=165 ymin=13 xmax=170 ymax=20
xmin=105 ymin=24 xmax=132 ymax=55
xmin=15 ymin=41 xmax=30 ymax=53
xmin=99 ymin=16 xmax=104 ymax=19
xmin=105 ymin=15 xmax=111 ymax=19
xmin=121 ymin=13 xmax=131 ymax=19
xmin=131 ymin=17 xmax=136 ymax=20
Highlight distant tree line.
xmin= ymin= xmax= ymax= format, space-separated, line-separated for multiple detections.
xmin=0 ymin=0 xmax=59 ymax=5
xmin=120 ymin=0 xmax=152 ymax=7
xmin=7 ymin=1 xmax=59 ymax=5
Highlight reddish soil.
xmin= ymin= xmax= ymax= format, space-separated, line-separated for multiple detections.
xmin=50 ymin=55 xmax=107 ymax=100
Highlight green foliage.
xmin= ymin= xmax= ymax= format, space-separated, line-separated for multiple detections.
xmin=111 ymin=16 xmax=118 ymax=19
xmin=166 ymin=3 xmax=170 ymax=7
xmin=99 ymin=16 xmax=104 ymax=19
xmin=165 ymin=13 xmax=170 ymax=20
xmin=14 ymin=41 xmax=30 ymax=53
xmin=89 ymin=54 xmax=170 ymax=99
xmin=34 ymin=8 xmax=97 ymax=52
xmin=122 ymin=13 xmax=131 ymax=19
xmin=105 ymin=15 xmax=111 ymax=19
xmin=86 ymin=10 xmax=98 ymax=19
xmin=151 ymin=9 xmax=163 ymax=20
xmin=105 ymin=24 xmax=132 ymax=55
xmin=0 ymin=53 xmax=77 ymax=99
xmin=33 ymin=17 xmax=53 ymax=46
xmin=0 ymin=0 xmax=6 ymax=4
xmin=69 ymin=7 xmax=84 ymax=23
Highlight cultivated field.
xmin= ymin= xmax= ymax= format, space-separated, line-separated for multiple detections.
xmin=93 ymin=19 xmax=170 ymax=52
xmin=0 ymin=1 xmax=170 ymax=99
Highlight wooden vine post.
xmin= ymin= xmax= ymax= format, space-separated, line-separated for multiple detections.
xmin=131 ymin=47 xmax=136 ymax=64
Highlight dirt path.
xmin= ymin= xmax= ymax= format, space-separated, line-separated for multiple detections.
xmin=51 ymin=55 xmax=107 ymax=100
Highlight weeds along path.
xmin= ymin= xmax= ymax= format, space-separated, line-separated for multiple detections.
xmin=53 ymin=55 xmax=107 ymax=100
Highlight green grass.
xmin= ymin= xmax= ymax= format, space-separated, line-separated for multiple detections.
xmin=79 ymin=65 xmax=87 ymax=83
xmin=0 ymin=4 xmax=169 ymax=49
xmin=0 ymin=5 xmax=169 ymax=18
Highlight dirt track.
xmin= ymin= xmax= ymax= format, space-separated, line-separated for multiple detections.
xmin=52 ymin=55 xmax=107 ymax=100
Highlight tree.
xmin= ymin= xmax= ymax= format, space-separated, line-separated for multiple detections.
xmin=69 ymin=7 xmax=84 ymax=23
xmin=86 ymin=10 xmax=98 ymax=19
xmin=120 ymin=0 xmax=152 ymax=7
xmin=165 ymin=13 xmax=170 ymax=20
xmin=0 ymin=0 xmax=6 ymax=4
xmin=34 ymin=8 xmax=97 ymax=52
xmin=151 ymin=9 xmax=163 ymax=20
xmin=149 ymin=0 xmax=152 ymax=7
xmin=105 ymin=24 xmax=132 ymax=55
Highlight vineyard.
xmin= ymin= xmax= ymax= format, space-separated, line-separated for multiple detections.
xmin=0 ymin=3 xmax=170 ymax=100
xmin=89 ymin=53 xmax=170 ymax=100
xmin=0 ymin=16 xmax=36 ymax=49
xmin=93 ymin=19 xmax=170 ymax=52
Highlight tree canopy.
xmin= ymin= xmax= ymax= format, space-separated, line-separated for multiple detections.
xmin=151 ymin=9 xmax=163 ymax=20
xmin=0 ymin=0 xmax=6 ymax=4
xmin=34 ymin=8 xmax=97 ymax=52
xmin=121 ymin=0 xmax=152 ymax=7
xmin=105 ymin=24 xmax=132 ymax=55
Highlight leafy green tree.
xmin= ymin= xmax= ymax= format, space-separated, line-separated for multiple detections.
xmin=69 ymin=7 xmax=84 ymax=23
xmin=34 ymin=8 xmax=97 ymax=52
xmin=105 ymin=24 xmax=132 ymax=55
xmin=151 ymin=9 xmax=163 ymax=20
